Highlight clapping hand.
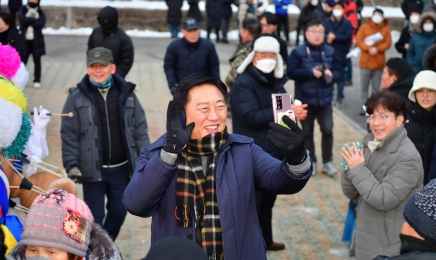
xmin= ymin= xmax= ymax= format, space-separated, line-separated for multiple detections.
xmin=341 ymin=143 xmax=364 ymax=169
xmin=268 ymin=116 xmax=306 ymax=165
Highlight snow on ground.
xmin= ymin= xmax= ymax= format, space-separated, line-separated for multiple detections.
xmin=43 ymin=26 xmax=401 ymax=46
xmin=19 ymin=0 xmax=405 ymax=17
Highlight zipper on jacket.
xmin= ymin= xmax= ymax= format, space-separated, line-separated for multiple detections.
xmin=103 ymin=95 xmax=111 ymax=165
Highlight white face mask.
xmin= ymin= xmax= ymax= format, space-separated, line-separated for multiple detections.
xmin=423 ymin=23 xmax=434 ymax=32
xmin=332 ymin=9 xmax=343 ymax=17
xmin=311 ymin=0 xmax=319 ymax=6
xmin=371 ymin=14 xmax=383 ymax=24
xmin=256 ymin=59 xmax=277 ymax=74
xmin=409 ymin=15 xmax=420 ymax=24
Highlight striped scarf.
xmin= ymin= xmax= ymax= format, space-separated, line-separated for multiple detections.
xmin=176 ymin=129 xmax=229 ymax=259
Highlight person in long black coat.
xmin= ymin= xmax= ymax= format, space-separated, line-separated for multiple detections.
xmin=296 ymin=0 xmax=319 ymax=45
xmin=395 ymin=7 xmax=421 ymax=58
xmin=221 ymin=0 xmax=234 ymax=43
xmin=88 ymin=6 xmax=134 ymax=78
xmin=166 ymin=0 xmax=184 ymax=38
xmin=18 ymin=0 xmax=45 ymax=88
xmin=8 ymin=0 xmax=22 ymax=28
xmin=0 ymin=11 xmax=26 ymax=60
xmin=188 ymin=0 xmax=203 ymax=24
xmin=206 ymin=0 xmax=222 ymax=42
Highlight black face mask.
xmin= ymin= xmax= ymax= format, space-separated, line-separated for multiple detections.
xmin=28 ymin=2 xmax=39 ymax=8
xmin=98 ymin=18 xmax=116 ymax=35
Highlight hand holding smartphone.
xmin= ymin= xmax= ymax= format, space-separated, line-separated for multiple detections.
xmin=272 ymin=94 xmax=295 ymax=129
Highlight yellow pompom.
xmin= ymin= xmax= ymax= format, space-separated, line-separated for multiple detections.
xmin=0 ymin=78 xmax=27 ymax=112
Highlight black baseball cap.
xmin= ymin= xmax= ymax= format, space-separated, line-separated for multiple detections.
xmin=183 ymin=17 xmax=200 ymax=31
xmin=87 ymin=47 xmax=114 ymax=66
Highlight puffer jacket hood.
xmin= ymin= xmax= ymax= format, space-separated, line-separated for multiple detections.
xmin=415 ymin=12 xmax=436 ymax=34
xmin=98 ymin=6 xmax=118 ymax=35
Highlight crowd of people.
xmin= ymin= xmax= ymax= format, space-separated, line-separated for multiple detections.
xmin=2 ymin=0 xmax=436 ymax=259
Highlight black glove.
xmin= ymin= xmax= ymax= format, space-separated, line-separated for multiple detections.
xmin=162 ymin=99 xmax=195 ymax=156
xmin=67 ymin=167 xmax=82 ymax=184
xmin=268 ymin=116 xmax=306 ymax=165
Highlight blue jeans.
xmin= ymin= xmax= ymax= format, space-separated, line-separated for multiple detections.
xmin=82 ymin=163 xmax=130 ymax=241
xmin=337 ymin=67 xmax=345 ymax=100
xmin=170 ymin=24 xmax=179 ymax=38
xmin=346 ymin=58 xmax=352 ymax=82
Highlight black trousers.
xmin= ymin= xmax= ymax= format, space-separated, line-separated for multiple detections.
xmin=276 ymin=14 xmax=290 ymax=42
xmin=300 ymin=104 xmax=334 ymax=163
xmin=23 ymin=40 xmax=42 ymax=83
xmin=256 ymin=190 xmax=277 ymax=244
xmin=207 ymin=27 xmax=221 ymax=42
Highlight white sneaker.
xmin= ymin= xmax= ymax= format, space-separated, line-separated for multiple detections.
xmin=322 ymin=161 xmax=338 ymax=177
xmin=33 ymin=82 xmax=41 ymax=88
xmin=311 ymin=162 xmax=317 ymax=176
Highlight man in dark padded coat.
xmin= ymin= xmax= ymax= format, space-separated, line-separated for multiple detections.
xmin=163 ymin=17 xmax=220 ymax=95
xmin=61 ymin=47 xmax=149 ymax=241
xmin=88 ymin=6 xmax=134 ymax=78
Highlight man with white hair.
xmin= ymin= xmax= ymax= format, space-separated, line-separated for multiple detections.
xmin=231 ymin=35 xmax=300 ymax=251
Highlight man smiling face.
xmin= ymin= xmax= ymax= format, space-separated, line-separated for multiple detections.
xmin=184 ymin=84 xmax=227 ymax=139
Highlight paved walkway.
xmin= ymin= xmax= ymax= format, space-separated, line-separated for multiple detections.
xmin=22 ymin=41 xmax=367 ymax=260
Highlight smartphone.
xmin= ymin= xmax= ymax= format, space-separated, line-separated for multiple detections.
xmin=272 ymin=93 xmax=294 ymax=129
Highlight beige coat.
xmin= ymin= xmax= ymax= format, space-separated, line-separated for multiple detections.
xmin=341 ymin=126 xmax=423 ymax=260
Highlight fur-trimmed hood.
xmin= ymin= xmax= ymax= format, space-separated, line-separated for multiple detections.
xmin=415 ymin=12 xmax=436 ymax=34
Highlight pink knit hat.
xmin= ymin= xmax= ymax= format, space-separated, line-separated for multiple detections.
xmin=20 ymin=188 xmax=93 ymax=257
xmin=11 ymin=189 xmax=122 ymax=259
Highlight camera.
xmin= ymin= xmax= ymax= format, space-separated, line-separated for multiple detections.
xmin=316 ymin=64 xmax=333 ymax=85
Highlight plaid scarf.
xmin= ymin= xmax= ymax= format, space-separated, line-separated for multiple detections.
xmin=176 ymin=129 xmax=229 ymax=259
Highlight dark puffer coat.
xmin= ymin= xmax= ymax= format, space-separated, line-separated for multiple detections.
xmin=0 ymin=27 xmax=26 ymax=61
xmin=324 ymin=16 xmax=353 ymax=66
xmin=163 ymin=37 xmax=220 ymax=89
xmin=395 ymin=25 xmax=414 ymax=59
xmin=88 ymin=6 xmax=134 ymax=78
xmin=166 ymin=0 xmax=184 ymax=26
xmin=406 ymin=12 xmax=436 ymax=73
xmin=231 ymin=65 xmax=287 ymax=160
xmin=404 ymin=100 xmax=436 ymax=184
xmin=18 ymin=5 xmax=46 ymax=58
xmin=287 ymin=42 xmax=341 ymax=107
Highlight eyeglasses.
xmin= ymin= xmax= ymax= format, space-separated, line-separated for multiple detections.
xmin=365 ymin=114 xmax=394 ymax=123
xmin=307 ymin=30 xmax=325 ymax=35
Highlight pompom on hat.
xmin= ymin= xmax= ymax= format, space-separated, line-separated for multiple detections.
xmin=403 ymin=179 xmax=436 ymax=244
xmin=11 ymin=189 xmax=122 ymax=259
xmin=0 ymin=77 xmax=32 ymax=158
xmin=408 ymin=70 xmax=436 ymax=102
xmin=236 ymin=35 xmax=284 ymax=79
xmin=0 ymin=45 xmax=29 ymax=91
